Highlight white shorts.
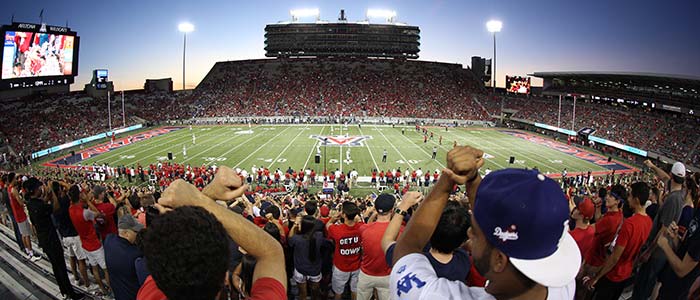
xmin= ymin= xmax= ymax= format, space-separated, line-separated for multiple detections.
xmin=357 ymin=270 xmax=390 ymax=300
xmin=85 ymin=246 xmax=106 ymax=269
xmin=332 ymin=266 xmax=359 ymax=294
xmin=17 ymin=220 xmax=31 ymax=236
xmin=62 ymin=236 xmax=86 ymax=260
xmin=293 ymin=268 xmax=322 ymax=284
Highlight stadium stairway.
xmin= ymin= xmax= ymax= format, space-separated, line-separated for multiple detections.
xmin=472 ymin=96 xmax=494 ymax=118
xmin=0 ymin=224 xmax=98 ymax=299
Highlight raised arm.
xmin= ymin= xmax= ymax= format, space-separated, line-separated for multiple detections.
xmin=645 ymin=160 xmax=671 ymax=183
xmin=159 ymin=174 xmax=287 ymax=289
xmin=381 ymin=191 xmax=422 ymax=254
xmin=392 ymin=146 xmax=483 ymax=265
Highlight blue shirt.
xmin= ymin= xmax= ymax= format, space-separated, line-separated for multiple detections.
xmin=385 ymin=243 xmax=471 ymax=282
xmin=104 ymin=234 xmax=142 ymax=300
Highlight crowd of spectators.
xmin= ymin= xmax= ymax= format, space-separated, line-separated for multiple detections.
xmin=193 ymin=58 xmax=488 ymax=120
xmin=2 ymin=146 xmax=700 ymax=300
xmin=482 ymin=95 xmax=700 ymax=166
xmin=1 ymin=58 xmax=699 ymax=172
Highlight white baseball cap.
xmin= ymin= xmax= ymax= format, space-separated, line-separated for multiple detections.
xmin=672 ymin=162 xmax=686 ymax=178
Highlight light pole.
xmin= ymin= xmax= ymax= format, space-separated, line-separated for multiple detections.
xmin=178 ymin=22 xmax=194 ymax=91
xmin=487 ymin=20 xmax=502 ymax=122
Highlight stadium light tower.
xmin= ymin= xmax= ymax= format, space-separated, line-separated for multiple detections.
xmin=366 ymin=9 xmax=397 ymax=23
xmin=290 ymin=8 xmax=320 ymax=22
xmin=178 ymin=22 xmax=194 ymax=90
xmin=487 ymin=20 xmax=503 ymax=122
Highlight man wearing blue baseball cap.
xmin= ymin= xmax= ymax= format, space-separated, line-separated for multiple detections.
xmin=389 ymin=145 xmax=579 ymax=300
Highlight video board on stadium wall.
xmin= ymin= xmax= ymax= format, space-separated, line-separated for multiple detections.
xmin=0 ymin=22 xmax=80 ymax=90
xmin=506 ymin=76 xmax=531 ymax=94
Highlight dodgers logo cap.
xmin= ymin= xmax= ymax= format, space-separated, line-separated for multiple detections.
xmin=473 ymin=169 xmax=580 ymax=287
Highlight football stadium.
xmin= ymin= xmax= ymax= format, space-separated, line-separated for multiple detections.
xmin=0 ymin=2 xmax=699 ymax=300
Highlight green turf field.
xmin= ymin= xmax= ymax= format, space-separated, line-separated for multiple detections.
xmin=76 ymin=124 xmax=612 ymax=177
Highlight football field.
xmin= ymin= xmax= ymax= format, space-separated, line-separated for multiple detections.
xmin=68 ymin=124 xmax=633 ymax=178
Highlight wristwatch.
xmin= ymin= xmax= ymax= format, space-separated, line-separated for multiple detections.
xmin=394 ymin=208 xmax=408 ymax=216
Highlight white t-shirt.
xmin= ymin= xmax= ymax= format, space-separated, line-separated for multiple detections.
xmin=390 ymin=254 xmax=575 ymax=300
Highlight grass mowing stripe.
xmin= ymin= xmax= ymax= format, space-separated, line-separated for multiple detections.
xmin=394 ymin=127 xmax=446 ymax=169
xmin=181 ymin=127 xmax=254 ymax=163
xmin=474 ymin=132 xmax=556 ymax=172
xmin=232 ymin=127 xmax=293 ymax=167
xmin=439 ymin=128 xmax=512 ymax=169
xmin=114 ymin=127 xmax=229 ymax=165
xmin=268 ymin=126 xmax=308 ymax=169
xmin=373 ymin=125 xmax=414 ymax=170
xmin=303 ymin=126 xmax=325 ymax=171
xmin=357 ymin=125 xmax=379 ymax=172
xmin=86 ymin=127 xmax=193 ymax=163
xmin=480 ymin=131 xmax=601 ymax=173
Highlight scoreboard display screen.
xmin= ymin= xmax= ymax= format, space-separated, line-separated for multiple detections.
xmin=506 ymin=75 xmax=531 ymax=94
xmin=0 ymin=23 xmax=79 ymax=90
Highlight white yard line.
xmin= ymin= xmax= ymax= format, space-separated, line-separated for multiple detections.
xmin=232 ymin=127 xmax=292 ymax=167
xmin=374 ymin=125 xmax=415 ymax=170
xmin=358 ymin=125 xmax=379 ymax=172
xmin=109 ymin=131 xmax=202 ymax=165
xmin=303 ymin=126 xmax=325 ymax=171
xmin=92 ymin=127 xmax=194 ymax=163
xmin=339 ymin=125 xmax=343 ymax=173
xmin=440 ymin=129 xmax=509 ymax=169
xmin=268 ymin=126 xmax=307 ymax=169
xmin=396 ymin=130 xmax=446 ymax=169
xmin=181 ymin=128 xmax=254 ymax=163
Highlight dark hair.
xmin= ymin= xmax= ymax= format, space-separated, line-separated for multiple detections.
xmin=610 ymin=184 xmax=627 ymax=208
xmin=143 ymin=206 xmax=230 ymax=300
xmin=304 ymin=200 xmax=318 ymax=216
xmin=51 ymin=181 xmax=61 ymax=196
xmin=265 ymin=205 xmax=281 ymax=220
xmin=300 ymin=215 xmax=319 ymax=262
xmin=22 ymin=177 xmax=42 ymax=195
xmin=430 ymin=201 xmax=470 ymax=254
xmin=342 ymin=202 xmax=360 ymax=220
xmin=672 ymin=174 xmax=686 ymax=185
xmin=129 ymin=193 xmax=141 ymax=211
xmin=145 ymin=205 xmax=160 ymax=227
xmin=7 ymin=173 xmax=15 ymax=184
xmin=598 ymin=188 xmax=607 ymax=199
xmin=263 ymin=222 xmax=281 ymax=242
xmin=630 ymin=182 xmax=650 ymax=206
xmin=239 ymin=255 xmax=257 ymax=297
xmin=68 ymin=185 xmax=80 ymax=204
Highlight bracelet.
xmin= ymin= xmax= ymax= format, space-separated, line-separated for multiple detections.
xmin=394 ymin=208 xmax=408 ymax=216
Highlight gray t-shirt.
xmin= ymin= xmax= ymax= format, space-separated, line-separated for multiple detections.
xmin=646 ymin=189 xmax=685 ymax=258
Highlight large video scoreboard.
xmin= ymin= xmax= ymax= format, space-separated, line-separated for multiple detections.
xmin=1 ymin=22 xmax=80 ymax=90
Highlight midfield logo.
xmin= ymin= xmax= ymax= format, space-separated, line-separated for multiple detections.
xmin=310 ymin=135 xmax=372 ymax=147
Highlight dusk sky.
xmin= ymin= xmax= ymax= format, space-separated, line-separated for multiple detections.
xmin=4 ymin=0 xmax=700 ymax=91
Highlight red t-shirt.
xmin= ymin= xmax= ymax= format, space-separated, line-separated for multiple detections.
xmin=328 ymin=222 xmax=366 ymax=272
xmin=586 ymin=210 xmax=623 ymax=267
xmin=248 ymin=277 xmax=286 ymax=300
xmin=360 ymin=222 xmax=397 ymax=276
xmin=69 ymin=203 xmax=102 ymax=251
xmin=95 ymin=202 xmax=117 ymax=239
xmin=136 ymin=275 xmax=166 ymax=300
xmin=605 ymin=213 xmax=652 ymax=282
xmin=8 ymin=187 xmax=27 ymax=223
xmin=570 ymin=226 xmax=595 ymax=258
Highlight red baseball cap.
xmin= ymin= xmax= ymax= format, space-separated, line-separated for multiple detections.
xmin=320 ymin=205 xmax=330 ymax=217
xmin=577 ymin=198 xmax=595 ymax=220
